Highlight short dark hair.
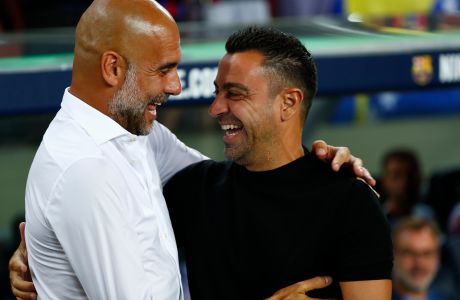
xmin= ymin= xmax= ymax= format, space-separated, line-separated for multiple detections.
xmin=382 ymin=148 xmax=420 ymax=176
xmin=225 ymin=26 xmax=317 ymax=122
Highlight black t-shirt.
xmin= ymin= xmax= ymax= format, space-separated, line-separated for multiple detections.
xmin=164 ymin=151 xmax=393 ymax=300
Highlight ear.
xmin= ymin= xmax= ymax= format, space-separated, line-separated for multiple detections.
xmin=100 ymin=51 xmax=127 ymax=87
xmin=280 ymin=88 xmax=303 ymax=122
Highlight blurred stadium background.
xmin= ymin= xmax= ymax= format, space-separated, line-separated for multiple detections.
xmin=1 ymin=0 xmax=460 ymax=298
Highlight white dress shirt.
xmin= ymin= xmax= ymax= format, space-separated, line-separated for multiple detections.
xmin=25 ymin=89 xmax=206 ymax=300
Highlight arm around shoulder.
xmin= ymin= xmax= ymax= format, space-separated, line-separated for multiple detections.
xmin=340 ymin=280 xmax=392 ymax=300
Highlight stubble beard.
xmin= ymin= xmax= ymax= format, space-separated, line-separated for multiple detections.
xmin=109 ymin=65 xmax=163 ymax=136
xmin=393 ymin=267 xmax=436 ymax=293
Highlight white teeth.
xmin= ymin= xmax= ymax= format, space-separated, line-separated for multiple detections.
xmin=221 ymin=124 xmax=241 ymax=130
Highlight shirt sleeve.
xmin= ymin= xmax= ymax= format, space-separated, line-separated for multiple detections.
xmin=148 ymin=121 xmax=208 ymax=186
xmin=336 ymin=179 xmax=394 ymax=281
xmin=46 ymin=157 xmax=157 ymax=300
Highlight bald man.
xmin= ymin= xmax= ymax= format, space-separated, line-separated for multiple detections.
xmin=18 ymin=1 xmax=373 ymax=299
xmin=23 ymin=1 xmax=208 ymax=299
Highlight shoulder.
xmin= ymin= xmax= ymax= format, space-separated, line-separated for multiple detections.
xmin=43 ymin=115 xmax=105 ymax=170
xmin=306 ymin=154 xmax=364 ymax=193
xmin=169 ymin=159 xmax=231 ymax=183
xmin=164 ymin=160 xmax=232 ymax=195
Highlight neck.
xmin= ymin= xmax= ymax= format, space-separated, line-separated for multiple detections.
xmin=243 ymin=139 xmax=304 ymax=172
xmin=395 ymin=283 xmax=428 ymax=300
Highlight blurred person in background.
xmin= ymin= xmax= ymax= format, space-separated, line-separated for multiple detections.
xmin=392 ymin=217 xmax=457 ymax=300
xmin=380 ymin=149 xmax=435 ymax=227
xmin=448 ymin=202 xmax=460 ymax=235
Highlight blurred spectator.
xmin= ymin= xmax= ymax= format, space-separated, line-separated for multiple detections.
xmin=380 ymin=149 xmax=434 ymax=227
xmin=426 ymin=168 xmax=460 ymax=233
xmin=392 ymin=217 xmax=457 ymax=300
xmin=448 ymin=202 xmax=460 ymax=235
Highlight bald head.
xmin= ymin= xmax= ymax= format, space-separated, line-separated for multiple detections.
xmin=75 ymin=0 xmax=176 ymax=63
xmin=69 ymin=0 xmax=181 ymax=118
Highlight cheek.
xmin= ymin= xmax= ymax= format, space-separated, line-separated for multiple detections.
xmin=424 ymin=259 xmax=439 ymax=271
xmin=397 ymin=257 xmax=414 ymax=270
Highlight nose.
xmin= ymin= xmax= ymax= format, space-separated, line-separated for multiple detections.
xmin=165 ymin=70 xmax=182 ymax=96
xmin=208 ymin=94 xmax=228 ymax=118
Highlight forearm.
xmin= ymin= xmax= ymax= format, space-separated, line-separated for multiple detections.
xmin=340 ymin=279 xmax=392 ymax=300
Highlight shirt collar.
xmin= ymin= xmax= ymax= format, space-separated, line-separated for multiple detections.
xmin=60 ymin=88 xmax=135 ymax=145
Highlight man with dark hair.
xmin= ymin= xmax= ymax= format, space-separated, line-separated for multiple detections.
xmin=164 ymin=26 xmax=393 ymax=299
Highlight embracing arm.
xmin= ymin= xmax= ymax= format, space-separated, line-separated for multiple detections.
xmin=9 ymin=223 xmax=36 ymax=300
xmin=312 ymin=140 xmax=376 ymax=186
xmin=341 ymin=280 xmax=392 ymax=300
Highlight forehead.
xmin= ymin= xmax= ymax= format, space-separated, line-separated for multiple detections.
xmin=395 ymin=228 xmax=437 ymax=248
xmin=215 ymin=51 xmax=266 ymax=86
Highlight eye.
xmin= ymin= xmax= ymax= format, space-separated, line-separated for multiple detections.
xmin=226 ymin=90 xmax=245 ymax=100
xmin=159 ymin=68 xmax=170 ymax=76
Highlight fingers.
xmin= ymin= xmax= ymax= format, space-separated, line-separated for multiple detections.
xmin=330 ymin=147 xmax=351 ymax=172
xmin=10 ymin=268 xmax=36 ymax=300
xmin=19 ymin=222 xmax=26 ymax=243
xmin=311 ymin=140 xmax=347 ymax=171
xmin=9 ymin=249 xmax=28 ymax=274
xmin=266 ymin=276 xmax=333 ymax=300
xmin=9 ymin=234 xmax=36 ymax=299
xmin=12 ymin=284 xmax=37 ymax=300
xmin=311 ymin=140 xmax=328 ymax=158
xmin=297 ymin=276 xmax=333 ymax=292
xmin=357 ymin=166 xmax=376 ymax=187
xmin=311 ymin=140 xmax=353 ymax=172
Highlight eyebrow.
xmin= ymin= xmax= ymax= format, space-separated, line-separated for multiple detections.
xmin=156 ymin=61 xmax=179 ymax=71
xmin=214 ymin=81 xmax=250 ymax=93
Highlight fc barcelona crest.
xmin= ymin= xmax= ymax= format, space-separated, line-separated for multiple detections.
xmin=411 ymin=55 xmax=433 ymax=86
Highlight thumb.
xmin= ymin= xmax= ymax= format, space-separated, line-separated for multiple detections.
xmin=19 ymin=222 xmax=28 ymax=261
xmin=298 ymin=276 xmax=333 ymax=293
xmin=19 ymin=222 xmax=26 ymax=244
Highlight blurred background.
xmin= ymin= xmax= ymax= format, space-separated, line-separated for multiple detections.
xmin=1 ymin=0 xmax=460 ymax=299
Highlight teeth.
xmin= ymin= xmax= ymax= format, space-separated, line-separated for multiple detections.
xmin=155 ymin=102 xmax=162 ymax=106
xmin=221 ymin=124 xmax=241 ymax=130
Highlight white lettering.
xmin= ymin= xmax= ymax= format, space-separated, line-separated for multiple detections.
xmin=171 ymin=67 xmax=218 ymax=101
xmin=439 ymin=53 xmax=460 ymax=83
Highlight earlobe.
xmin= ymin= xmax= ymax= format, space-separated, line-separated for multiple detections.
xmin=101 ymin=51 xmax=126 ymax=87
xmin=280 ymin=88 xmax=303 ymax=121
